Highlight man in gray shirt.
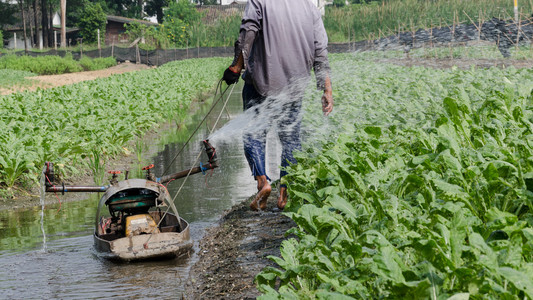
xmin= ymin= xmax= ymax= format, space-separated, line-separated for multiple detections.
xmin=223 ymin=0 xmax=333 ymax=211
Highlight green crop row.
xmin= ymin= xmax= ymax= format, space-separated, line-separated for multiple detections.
xmin=356 ymin=44 xmax=533 ymax=61
xmin=0 ymin=54 xmax=116 ymax=75
xmin=0 ymin=57 xmax=227 ymax=189
xmin=257 ymin=53 xmax=533 ymax=298
xmin=325 ymin=0 xmax=533 ymax=42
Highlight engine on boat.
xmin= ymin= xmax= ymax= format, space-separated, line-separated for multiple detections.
xmin=99 ymin=186 xmax=166 ymax=238
xmin=125 ymin=214 xmax=160 ymax=237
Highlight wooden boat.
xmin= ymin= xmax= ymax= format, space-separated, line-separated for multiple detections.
xmin=43 ymin=140 xmax=218 ymax=262
xmin=94 ymin=178 xmax=193 ymax=261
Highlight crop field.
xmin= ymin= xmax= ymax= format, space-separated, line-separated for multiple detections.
xmin=356 ymin=44 xmax=533 ymax=61
xmin=0 ymin=69 xmax=36 ymax=90
xmin=257 ymin=53 xmax=533 ymax=298
xmin=0 ymin=58 xmax=226 ymax=191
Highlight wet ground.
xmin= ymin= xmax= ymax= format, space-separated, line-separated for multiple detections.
xmin=185 ymin=187 xmax=294 ymax=299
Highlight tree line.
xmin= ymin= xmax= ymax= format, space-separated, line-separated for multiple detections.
xmin=0 ymin=0 xmax=221 ymax=48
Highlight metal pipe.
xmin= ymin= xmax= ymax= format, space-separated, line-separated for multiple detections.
xmin=46 ymin=185 xmax=108 ymax=193
xmin=158 ymin=161 xmax=218 ymax=185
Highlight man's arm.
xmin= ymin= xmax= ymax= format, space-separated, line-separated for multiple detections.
xmin=322 ymin=77 xmax=333 ymax=116
xmin=223 ymin=0 xmax=261 ymax=84
xmin=229 ymin=30 xmax=257 ymax=74
xmin=313 ymin=13 xmax=333 ymax=116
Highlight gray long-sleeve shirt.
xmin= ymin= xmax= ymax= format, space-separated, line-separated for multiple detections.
xmin=238 ymin=0 xmax=330 ymax=96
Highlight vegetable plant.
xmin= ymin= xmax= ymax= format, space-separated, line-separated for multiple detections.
xmin=257 ymin=53 xmax=533 ymax=298
xmin=0 ymin=57 xmax=227 ymax=188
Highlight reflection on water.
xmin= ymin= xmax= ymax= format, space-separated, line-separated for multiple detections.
xmin=0 ymin=85 xmax=282 ymax=298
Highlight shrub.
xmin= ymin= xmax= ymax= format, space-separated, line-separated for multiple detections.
xmin=77 ymin=1 xmax=106 ymax=44
xmin=79 ymin=56 xmax=117 ymax=71
xmin=0 ymin=54 xmax=116 ymax=75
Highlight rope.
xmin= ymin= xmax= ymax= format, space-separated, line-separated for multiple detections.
xmin=161 ymin=79 xmax=230 ymax=177
xmin=152 ymin=82 xmax=237 ymax=234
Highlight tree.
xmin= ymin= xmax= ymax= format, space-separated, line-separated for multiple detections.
xmin=165 ymin=0 xmax=201 ymax=25
xmin=41 ymin=0 xmax=49 ymax=47
xmin=32 ymin=0 xmax=39 ymax=46
xmin=161 ymin=0 xmax=203 ymax=47
xmin=145 ymin=0 xmax=169 ymax=24
xmin=18 ymin=0 xmax=28 ymax=52
xmin=105 ymin=0 xmax=143 ymax=19
xmin=60 ymin=0 xmax=66 ymax=47
xmin=78 ymin=1 xmax=106 ymax=43
xmin=0 ymin=1 xmax=18 ymax=29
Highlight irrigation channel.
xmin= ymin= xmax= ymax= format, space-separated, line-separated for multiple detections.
xmin=0 ymin=84 xmax=283 ymax=298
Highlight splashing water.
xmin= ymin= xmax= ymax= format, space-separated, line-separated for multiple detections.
xmin=208 ymin=79 xmax=335 ymax=156
xmin=39 ymin=165 xmax=47 ymax=252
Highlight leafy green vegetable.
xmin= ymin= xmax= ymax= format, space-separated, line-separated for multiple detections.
xmin=0 ymin=57 xmax=227 ymax=187
xmin=257 ymin=53 xmax=533 ymax=298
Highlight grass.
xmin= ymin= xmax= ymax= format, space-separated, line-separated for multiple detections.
xmin=0 ymin=69 xmax=36 ymax=90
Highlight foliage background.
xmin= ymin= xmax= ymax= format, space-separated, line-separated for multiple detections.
xmin=77 ymin=1 xmax=107 ymax=44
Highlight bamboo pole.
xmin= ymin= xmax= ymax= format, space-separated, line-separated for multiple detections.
xmin=514 ymin=0 xmax=519 ymax=23
xmin=515 ymin=11 xmax=522 ymax=51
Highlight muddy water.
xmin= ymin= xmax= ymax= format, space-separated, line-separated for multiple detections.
xmin=0 ymin=86 xmax=281 ymax=299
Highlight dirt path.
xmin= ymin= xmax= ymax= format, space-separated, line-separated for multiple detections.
xmin=0 ymin=62 xmax=151 ymax=95
xmin=185 ymin=185 xmax=295 ymax=299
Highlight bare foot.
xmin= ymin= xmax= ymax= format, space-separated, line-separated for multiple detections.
xmin=277 ymin=186 xmax=288 ymax=210
xmin=250 ymin=175 xmax=271 ymax=211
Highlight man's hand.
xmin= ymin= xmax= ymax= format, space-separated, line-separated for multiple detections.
xmin=322 ymin=77 xmax=333 ymax=116
xmin=223 ymin=53 xmax=244 ymax=85
xmin=223 ymin=66 xmax=240 ymax=85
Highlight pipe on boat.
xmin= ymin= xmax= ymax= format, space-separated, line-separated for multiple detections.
xmin=46 ymin=185 xmax=109 ymax=193
xmin=157 ymin=160 xmax=219 ymax=184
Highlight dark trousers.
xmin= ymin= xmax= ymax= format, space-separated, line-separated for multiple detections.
xmin=242 ymin=83 xmax=302 ymax=186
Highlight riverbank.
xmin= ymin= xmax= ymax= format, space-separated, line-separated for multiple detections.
xmin=0 ymin=120 xmax=173 ymax=210
xmin=185 ymin=183 xmax=295 ymax=299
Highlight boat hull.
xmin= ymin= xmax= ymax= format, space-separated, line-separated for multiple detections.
xmin=94 ymin=217 xmax=192 ymax=262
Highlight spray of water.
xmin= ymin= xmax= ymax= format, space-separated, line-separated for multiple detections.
xmin=210 ymin=78 xmax=329 ymax=142
xmin=39 ymin=165 xmax=47 ymax=252
xmin=208 ymin=78 xmax=336 ymax=177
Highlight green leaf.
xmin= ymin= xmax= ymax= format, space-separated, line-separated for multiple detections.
xmin=326 ymin=194 xmax=359 ymax=224
xmin=446 ymin=293 xmax=470 ymax=300
xmin=498 ymin=267 xmax=533 ymax=298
